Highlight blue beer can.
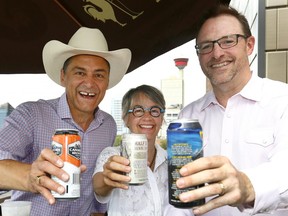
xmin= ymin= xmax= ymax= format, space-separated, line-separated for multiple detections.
xmin=167 ymin=119 xmax=205 ymax=208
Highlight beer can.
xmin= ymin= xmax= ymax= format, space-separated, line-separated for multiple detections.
xmin=51 ymin=129 xmax=81 ymax=200
xmin=121 ymin=133 xmax=148 ymax=185
xmin=167 ymin=119 xmax=205 ymax=208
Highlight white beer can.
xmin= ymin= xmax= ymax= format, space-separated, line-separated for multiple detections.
xmin=121 ymin=133 xmax=148 ymax=185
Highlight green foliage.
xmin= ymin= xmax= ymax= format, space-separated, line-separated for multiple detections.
xmin=113 ymin=135 xmax=122 ymax=147
xmin=158 ymin=138 xmax=167 ymax=150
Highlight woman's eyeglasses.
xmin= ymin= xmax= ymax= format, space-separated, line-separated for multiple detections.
xmin=127 ymin=105 xmax=165 ymax=117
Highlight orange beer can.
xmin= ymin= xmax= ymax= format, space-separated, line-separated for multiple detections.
xmin=51 ymin=129 xmax=81 ymax=200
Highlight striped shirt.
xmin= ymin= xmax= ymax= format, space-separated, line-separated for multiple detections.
xmin=0 ymin=93 xmax=116 ymax=216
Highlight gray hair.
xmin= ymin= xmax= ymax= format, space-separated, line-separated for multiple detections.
xmin=122 ymin=84 xmax=166 ymax=120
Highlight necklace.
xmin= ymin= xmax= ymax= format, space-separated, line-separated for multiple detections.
xmin=149 ymin=149 xmax=157 ymax=170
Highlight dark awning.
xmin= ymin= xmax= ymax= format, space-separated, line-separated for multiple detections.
xmin=1 ymin=0 xmax=230 ymax=74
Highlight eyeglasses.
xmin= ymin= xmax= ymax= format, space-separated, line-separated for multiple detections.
xmin=195 ymin=34 xmax=248 ymax=55
xmin=127 ymin=105 xmax=165 ymax=117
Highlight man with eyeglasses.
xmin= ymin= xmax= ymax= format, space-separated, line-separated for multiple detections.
xmin=176 ymin=5 xmax=288 ymax=216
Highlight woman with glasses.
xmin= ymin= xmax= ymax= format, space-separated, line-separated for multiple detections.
xmin=92 ymin=85 xmax=192 ymax=216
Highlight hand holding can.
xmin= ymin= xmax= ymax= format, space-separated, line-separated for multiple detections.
xmin=167 ymin=119 xmax=205 ymax=208
xmin=51 ymin=129 xmax=81 ymax=200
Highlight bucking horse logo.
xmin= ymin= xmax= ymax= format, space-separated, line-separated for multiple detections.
xmin=83 ymin=0 xmax=160 ymax=27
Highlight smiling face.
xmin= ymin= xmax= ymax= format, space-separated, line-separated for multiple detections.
xmin=197 ymin=14 xmax=254 ymax=89
xmin=60 ymin=55 xmax=109 ymax=123
xmin=124 ymin=93 xmax=164 ymax=144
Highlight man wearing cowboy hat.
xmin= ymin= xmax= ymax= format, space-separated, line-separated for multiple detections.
xmin=0 ymin=27 xmax=131 ymax=216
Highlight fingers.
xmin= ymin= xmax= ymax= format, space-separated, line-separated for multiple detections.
xmin=176 ymin=167 xmax=224 ymax=190
xmin=39 ymin=148 xmax=64 ymax=168
xmin=80 ymin=164 xmax=87 ymax=173
xmin=32 ymin=174 xmax=60 ymax=205
xmin=179 ymin=156 xmax=228 ymax=177
xmin=191 ymin=181 xmax=242 ymax=215
xmin=178 ymin=182 xmax=227 ymax=203
xmin=32 ymin=172 xmax=71 ymax=205
xmin=109 ymin=155 xmax=130 ymax=166
xmin=104 ymin=155 xmax=131 ymax=174
xmin=178 ymin=181 xmax=235 ymax=215
xmin=218 ymin=182 xmax=226 ymax=196
xmin=29 ymin=148 xmax=71 ymax=204
xmin=103 ymin=175 xmax=130 ymax=190
xmin=34 ymin=174 xmax=65 ymax=194
xmin=32 ymin=148 xmax=69 ymax=180
xmin=177 ymin=156 xmax=232 ymax=189
xmin=102 ymin=155 xmax=131 ymax=189
xmin=175 ymin=156 xmax=255 ymax=215
xmin=35 ymin=174 xmax=46 ymax=185
xmin=192 ymin=194 xmax=232 ymax=215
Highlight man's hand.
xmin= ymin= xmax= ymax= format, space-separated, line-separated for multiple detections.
xmin=29 ymin=148 xmax=86 ymax=204
xmin=176 ymin=156 xmax=255 ymax=215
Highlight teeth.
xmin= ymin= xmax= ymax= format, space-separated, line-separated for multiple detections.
xmin=80 ymin=91 xmax=95 ymax=97
xmin=212 ymin=62 xmax=229 ymax=68
xmin=140 ymin=125 xmax=153 ymax=129
xmin=80 ymin=91 xmax=88 ymax=96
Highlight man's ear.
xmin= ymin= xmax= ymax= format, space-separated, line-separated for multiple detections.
xmin=60 ymin=69 xmax=65 ymax=86
xmin=246 ymin=36 xmax=255 ymax=56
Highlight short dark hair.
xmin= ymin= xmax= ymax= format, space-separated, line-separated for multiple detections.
xmin=62 ymin=55 xmax=111 ymax=73
xmin=195 ymin=5 xmax=252 ymax=42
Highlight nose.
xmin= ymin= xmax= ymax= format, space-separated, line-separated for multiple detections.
xmin=211 ymin=42 xmax=225 ymax=59
xmin=142 ymin=110 xmax=152 ymax=118
xmin=83 ymin=74 xmax=96 ymax=87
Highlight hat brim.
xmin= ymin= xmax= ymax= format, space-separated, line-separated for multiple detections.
xmin=42 ymin=40 xmax=131 ymax=89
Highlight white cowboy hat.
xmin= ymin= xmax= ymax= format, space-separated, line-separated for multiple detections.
xmin=42 ymin=27 xmax=131 ymax=89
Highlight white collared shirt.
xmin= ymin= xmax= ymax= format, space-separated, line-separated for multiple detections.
xmin=179 ymin=74 xmax=288 ymax=216
xmin=94 ymin=144 xmax=192 ymax=216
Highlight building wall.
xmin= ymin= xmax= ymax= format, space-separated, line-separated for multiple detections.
xmin=266 ymin=0 xmax=288 ymax=83
xmin=160 ymin=79 xmax=182 ymax=138
xmin=161 ymin=79 xmax=183 ymax=109
xmin=230 ymin=0 xmax=260 ymax=74
xmin=111 ymin=99 xmax=127 ymax=135
xmin=230 ymin=0 xmax=288 ymax=83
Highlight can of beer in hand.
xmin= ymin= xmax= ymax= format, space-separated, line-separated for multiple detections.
xmin=121 ymin=133 xmax=148 ymax=185
xmin=51 ymin=129 xmax=81 ymax=200
xmin=167 ymin=119 xmax=205 ymax=208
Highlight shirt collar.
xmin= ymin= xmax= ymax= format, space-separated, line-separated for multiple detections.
xmin=58 ymin=93 xmax=72 ymax=119
xmin=154 ymin=144 xmax=167 ymax=170
xmin=200 ymin=74 xmax=263 ymax=111
xmin=201 ymin=91 xmax=219 ymax=111
xmin=239 ymin=73 xmax=263 ymax=102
